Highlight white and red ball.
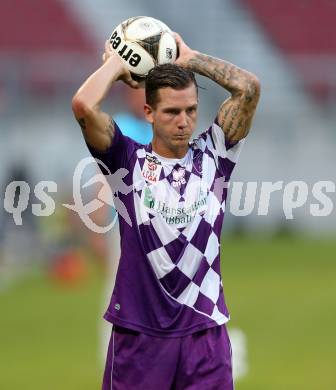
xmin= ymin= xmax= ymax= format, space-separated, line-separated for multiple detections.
xmin=109 ymin=16 xmax=177 ymax=78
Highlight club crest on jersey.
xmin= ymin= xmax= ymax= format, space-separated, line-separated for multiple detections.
xmin=172 ymin=167 xmax=186 ymax=188
xmin=142 ymin=154 xmax=162 ymax=183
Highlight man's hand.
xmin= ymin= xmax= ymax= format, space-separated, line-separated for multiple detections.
xmin=172 ymin=33 xmax=260 ymax=143
xmin=72 ymin=40 xmax=140 ymax=152
xmin=102 ymin=40 xmax=139 ymax=89
xmin=173 ymin=33 xmax=198 ymax=68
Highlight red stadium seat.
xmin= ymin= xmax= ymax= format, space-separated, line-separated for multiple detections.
xmin=242 ymin=0 xmax=336 ymax=102
xmin=0 ymin=0 xmax=95 ymax=53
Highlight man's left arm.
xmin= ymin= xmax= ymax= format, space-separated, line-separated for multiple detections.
xmin=175 ymin=34 xmax=260 ymax=143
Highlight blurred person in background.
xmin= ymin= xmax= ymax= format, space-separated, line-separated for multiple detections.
xmin=0 ymin=164 xmax=40 ymax=284
xmin=115 ymin=86 xmax=152 ymax=143
xmin=72 ymin=32 xmax=260 ymax=390
xmin=98 ymin=86 xmax=152 ymax=361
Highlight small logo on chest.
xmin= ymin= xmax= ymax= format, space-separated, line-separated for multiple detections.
xmin=172 ymin=167 xmax=186 ymax=188
xmin=142 ymin=154 xmax=162 ymax=183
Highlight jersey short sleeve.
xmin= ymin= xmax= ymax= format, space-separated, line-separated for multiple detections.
xmin=85 ymin=121 xmax=137 ymax=174
xmin=192 ymin=117 xmax=245 ymax=179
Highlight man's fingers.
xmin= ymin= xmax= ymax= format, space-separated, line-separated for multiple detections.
xmin=173 ymin=32 xmax=181 ymax=41
xmin=120 ymin=71 xmax=139 ymax=88
xmin=173 ymin=32 xmax=183 ymax=48
xmin=102 ymin=40 xmax=112 ymax=63
xmin=126 ymin=78 xmax=139 ymax=89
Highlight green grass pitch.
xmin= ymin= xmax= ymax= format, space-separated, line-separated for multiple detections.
xmin=0 ymin=236 xmax=335 ymax=390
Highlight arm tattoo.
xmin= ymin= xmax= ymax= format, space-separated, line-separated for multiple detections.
xmin=106 ymin=118 xmax=115 ymax=141
xmin=77 ymin=117 xmax=115 ymax=148
xmin=106 ymin=118 xmax=114 ymax=135
xmin=77 ymin=118 xmax=86 ymax=130
xmin=187 ymin=53 xmax=260 ymax=142
xmin=77 ymin=118 xmax=88 ymax=137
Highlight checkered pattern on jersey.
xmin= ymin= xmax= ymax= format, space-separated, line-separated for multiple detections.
xmin=133 ymin=122 xmax=244 ymax=324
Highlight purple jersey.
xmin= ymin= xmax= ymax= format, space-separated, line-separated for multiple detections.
xmin=87 ymin=119 xmax=244 ymax=337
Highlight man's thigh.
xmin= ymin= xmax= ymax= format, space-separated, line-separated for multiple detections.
xmin=174 ymin=325 xmax=233 ymax=390
xmin=102 ymin=326 xmax=180 ymax=390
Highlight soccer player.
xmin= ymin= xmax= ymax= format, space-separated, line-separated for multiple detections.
xmin=72 ymin=33 xmax=260 ymax=390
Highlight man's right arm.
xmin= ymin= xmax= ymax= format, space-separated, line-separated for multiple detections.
xmin=72 ymin=42 xmax=138 ymax=152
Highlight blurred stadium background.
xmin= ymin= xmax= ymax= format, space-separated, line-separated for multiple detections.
xmin=1 ymin=0 xmax=335 ymax=389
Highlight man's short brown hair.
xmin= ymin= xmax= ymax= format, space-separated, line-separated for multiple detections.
xmin=145 ymin=64 xmax=197 ymax=107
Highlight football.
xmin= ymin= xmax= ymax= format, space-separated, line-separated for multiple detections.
xmin=109 ymin=16 xmax=177 ymax=79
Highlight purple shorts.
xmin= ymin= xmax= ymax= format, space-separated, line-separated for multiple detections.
xmin=102 ymin=325 xmax=233 ymax=390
